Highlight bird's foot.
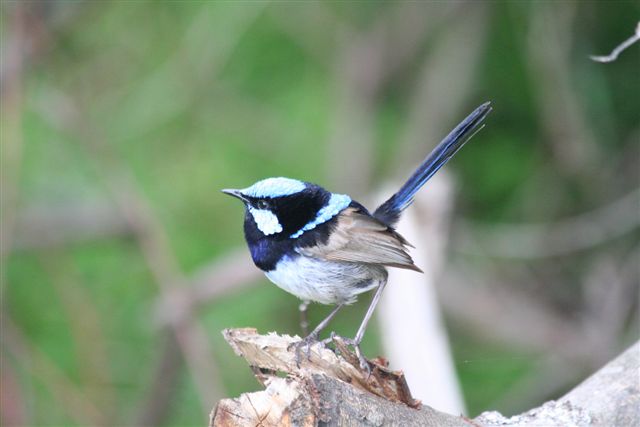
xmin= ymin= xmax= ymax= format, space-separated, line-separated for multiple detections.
xmin=320 ymin=331 xmax=337 ymax=346
xmin=327 ymin=334 xmax=371 ymax=375
xmin=288 ymin=332 xmax=320 ymax=367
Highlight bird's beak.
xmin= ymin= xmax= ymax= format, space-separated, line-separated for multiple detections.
xmin=221 ymin=188 xmax=248 ymax=202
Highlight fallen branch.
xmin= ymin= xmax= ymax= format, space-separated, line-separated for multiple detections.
xmin=211 ymin=329 xmax=639 ymax=427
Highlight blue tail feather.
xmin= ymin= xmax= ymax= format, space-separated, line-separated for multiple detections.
xmin=374 ymin=102 xmax=492 ymax=226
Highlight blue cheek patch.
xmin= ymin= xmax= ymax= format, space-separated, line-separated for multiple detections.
xmin=249 ymin=207 xmax=283 ymax=236
xmin=290 ymin=193 xmax=351 ymax=238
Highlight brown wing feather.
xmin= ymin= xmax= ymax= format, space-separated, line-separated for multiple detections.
xmin=299 ymin=207 xmax=423 ymax=272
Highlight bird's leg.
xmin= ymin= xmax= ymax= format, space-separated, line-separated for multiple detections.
xmin=298 ymin=300 xmax=310 ymax=336
xmin=341 ymin=281 xmax=387 ymax=373
xmin=289 ymin=303 xmax=344 ymax=367
xmin=353 ymin=281 xmax=387 ymax=345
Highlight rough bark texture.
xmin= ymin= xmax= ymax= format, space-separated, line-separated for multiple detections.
xmin=211 ymin=329 xmax=639 ymax=427
xmin=476 ymin=341 xmax=639 ymax=426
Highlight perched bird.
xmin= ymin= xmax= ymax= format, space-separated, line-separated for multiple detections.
xmin=223 ymin=102 xmax=492 ymax=370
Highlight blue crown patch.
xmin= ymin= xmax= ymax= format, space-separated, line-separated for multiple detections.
xmin=240 ymin=177 xmax=306 ymax=199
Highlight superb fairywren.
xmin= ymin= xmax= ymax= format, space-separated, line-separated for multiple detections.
xmin=223 ymin=102 xmax=491 ymax=370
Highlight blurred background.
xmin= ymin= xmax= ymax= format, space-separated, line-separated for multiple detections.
xmin=1 ymin=1 xmax=638 ymax=426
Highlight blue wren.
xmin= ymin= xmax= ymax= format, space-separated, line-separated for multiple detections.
xmin=223 ymin=102 xmax=491 ymax=370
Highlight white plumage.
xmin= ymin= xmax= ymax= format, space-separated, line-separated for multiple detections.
xmin=266 ymin=253 xmax=386 ymax=305
xmin=248 ymin=207 xmax=283 ymax=235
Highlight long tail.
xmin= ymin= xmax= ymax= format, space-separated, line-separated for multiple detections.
xmin=374 ymin=102 xmax=492 ymax=226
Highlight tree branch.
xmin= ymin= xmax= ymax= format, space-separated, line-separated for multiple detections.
xmin=211 ymin=329 xmax=638 ymax=427
xmin=210 ymin=328 xmax=470 ymax=427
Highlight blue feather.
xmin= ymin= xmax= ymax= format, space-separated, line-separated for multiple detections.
xmin=374 ymin=102 xmax=492 ymax=225
xmin=240 ymin=177 xmax=306 ymax=198
xmin=290 ymin=193 xmax=351 ymax=238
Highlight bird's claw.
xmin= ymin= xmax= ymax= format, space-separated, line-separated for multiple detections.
xmin=353 ymin=344 xmax=372 ymax=376
xmin=288 ymin=333 xmax=320 ymax=367
xmin=327 ymin=334 xmax=371 ymax=376
xmin=290 ymin=332 xmax=372 ymax=375
xmin=320 ymin=331 xmax=337 ymax=346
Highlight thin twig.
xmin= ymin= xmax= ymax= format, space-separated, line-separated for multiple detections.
xmin=40 ymin=254 xmax=116 ymax=424
xmin=1 ymin=315 xmax=105 ymax=425
xmin=34 ymin=86 xmax=226 ymax=416
xmin=590 ymin=21 xmax=640 ymax=63
xmin=325 ymin=1 xmax=453 ymax=195
xmin=5 ymin=202 xmax=132 ymax=255
xmin=439 ymin=264 xmax=592 ymax=363
xmin=527 ymin=2 xmax=597 ymax=174
xmin=136 ymin=333 xmax=184 ymax=427
xmin=0 ymin=3 xmax=27 ymax=291
xmin=453 ymin=188 xmax=640 ymax=258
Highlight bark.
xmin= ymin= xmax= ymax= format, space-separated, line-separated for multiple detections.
xmin=211 ymin=329 xmax=639 ymax=427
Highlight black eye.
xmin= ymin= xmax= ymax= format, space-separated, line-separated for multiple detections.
xmin=256 ymin=200 xmax=269 ymax=209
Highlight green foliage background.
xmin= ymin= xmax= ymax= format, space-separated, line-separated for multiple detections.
xmin=2 ymin=1 xmax=638 ymax=426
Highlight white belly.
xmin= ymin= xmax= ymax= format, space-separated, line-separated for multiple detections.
xmin=265 ymin=255 xmax=386 ymax=305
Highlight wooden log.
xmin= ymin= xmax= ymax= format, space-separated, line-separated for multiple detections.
xmin=211 ymin=328 xmax=470 ymax=427
xmin=211 ymin=328 xmax=639 ymax=427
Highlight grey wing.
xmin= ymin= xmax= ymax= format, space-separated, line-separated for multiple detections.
xmin=299 ymin=207 xmax=423 ymax=272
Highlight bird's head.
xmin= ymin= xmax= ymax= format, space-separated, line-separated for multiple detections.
xmin=222 ymin=177 xmax=351 ymax=238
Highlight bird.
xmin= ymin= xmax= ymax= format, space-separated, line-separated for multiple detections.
xmin=223 ymin=102 xmax=492 ymax=370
